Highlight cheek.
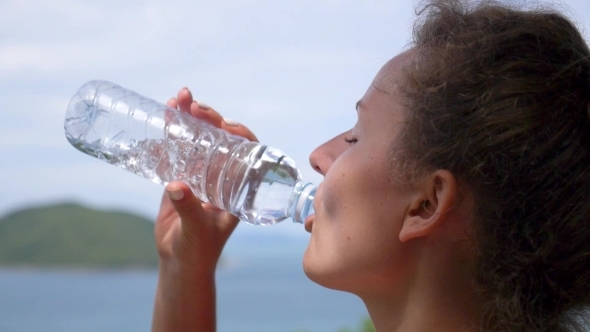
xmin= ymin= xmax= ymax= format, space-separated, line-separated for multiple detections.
xmin=322 ymin=168 xmax=384 ymax=215
xmin=320 ymin=161 xmax=369 ymax=216
xmin=321 ymin=176 xmax=342 ymax=218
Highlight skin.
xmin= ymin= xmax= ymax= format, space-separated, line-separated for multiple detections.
xmin=152 ymin=51 xmax=480 ymax=332
xmin=151 ymin=88 xmax=257 ymax=332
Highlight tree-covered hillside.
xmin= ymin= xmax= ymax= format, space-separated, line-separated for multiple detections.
xmin=0 ymin=203 xmax=158 ymax=268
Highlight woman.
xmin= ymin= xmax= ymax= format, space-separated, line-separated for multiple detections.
xmin=151 ymin=1 xmax=590 ymax=331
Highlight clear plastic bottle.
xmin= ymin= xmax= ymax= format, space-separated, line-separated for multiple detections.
xmin=63 ymin=80 xmax=315 ymax=226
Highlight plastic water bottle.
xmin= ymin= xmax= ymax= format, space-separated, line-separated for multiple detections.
xmin=63 ymin=80 xmax=316 ymax=226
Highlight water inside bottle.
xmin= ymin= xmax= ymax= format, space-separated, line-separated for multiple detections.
xmin=233 ymin=147 xmax=300 ymax=225
xmin=67 ymin=133 xmax=301 ymax=226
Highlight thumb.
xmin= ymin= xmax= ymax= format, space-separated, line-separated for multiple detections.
xmin=165 ymin=181 xmax=206 ymax=236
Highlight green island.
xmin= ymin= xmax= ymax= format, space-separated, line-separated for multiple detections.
xmin=294 ymin=317 xmax=376 ymax=332
xmin=0 ymin=202 xmax=375 ymax=331
xmin=0 ymin=203 xmax=158 ymax=269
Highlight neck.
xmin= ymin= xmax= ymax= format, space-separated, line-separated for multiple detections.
xmin=363 ymin=289 xmax=476 ymax=332
xmin=359 ymin=243 xmax=479 ymax=332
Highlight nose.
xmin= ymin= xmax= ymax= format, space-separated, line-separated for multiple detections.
xmin=309 ymin=130 xmax=351 ymax=176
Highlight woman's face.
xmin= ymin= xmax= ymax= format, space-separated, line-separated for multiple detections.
xmin=303 ymin=51 xmax=416 ymax=294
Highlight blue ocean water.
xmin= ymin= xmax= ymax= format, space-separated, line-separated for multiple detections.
xmin=0 ymin=255 xmax=368 ymax=332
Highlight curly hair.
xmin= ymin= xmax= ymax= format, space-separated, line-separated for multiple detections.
xmin=397 ymin=1 xmax=590 ymax=331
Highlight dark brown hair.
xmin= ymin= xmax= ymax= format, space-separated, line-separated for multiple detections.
xmin=399 ymin=0 xmax=590 ymax=331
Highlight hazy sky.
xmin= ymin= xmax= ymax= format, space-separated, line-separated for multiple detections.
xmin=1 ymin=0 xmax=589 ymax=238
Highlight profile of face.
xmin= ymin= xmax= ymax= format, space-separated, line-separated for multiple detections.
xmin=303 ymin=51 xmax=419 ymax=293
xmin=303 ymin=48 xmax=471 ymax=300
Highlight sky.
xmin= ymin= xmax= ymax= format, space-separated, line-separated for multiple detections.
xmin=1 ymin=0 xmax=589 ymax=239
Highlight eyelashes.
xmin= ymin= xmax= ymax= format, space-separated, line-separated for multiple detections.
xmin=344 ymin=137 xmax=358 ymax=145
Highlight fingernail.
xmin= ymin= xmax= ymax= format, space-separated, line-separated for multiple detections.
xmin=167 ymin=188 xmax=184 ymax=201
xmin=182 ymin=88 xmax=193 ymax=100
xmin=223 ymin=117 xmax=239 ymax=127
xmin=195 ymin=100 xmax=211 ymax=110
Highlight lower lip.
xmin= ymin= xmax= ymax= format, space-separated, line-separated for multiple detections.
xmin=304 ymin=214 xmax=314 ymax=233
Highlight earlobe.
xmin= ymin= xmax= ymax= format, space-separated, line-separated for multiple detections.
xmin=399 ymin=200 xmax=436 ymax=242
xmin=399 ymin=170 xmax=458 ymax=243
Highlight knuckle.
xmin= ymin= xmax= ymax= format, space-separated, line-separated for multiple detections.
xmin=175 ymin=201 xmax=195 ymax=214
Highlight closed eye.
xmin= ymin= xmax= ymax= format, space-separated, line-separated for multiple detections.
xmin=344 ymin=137 xmax=357 ymax=145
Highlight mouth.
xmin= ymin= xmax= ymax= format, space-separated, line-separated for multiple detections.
xmin=304 ymin=214 xmax=314 ymax=233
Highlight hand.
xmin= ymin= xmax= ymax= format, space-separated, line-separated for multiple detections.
xmin=154 ymin=87 xmax=258 ymax=274
xmin=151 ymin=88 xmax=258 ymax=331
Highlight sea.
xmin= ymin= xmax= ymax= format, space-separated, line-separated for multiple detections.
xmin=0 ymin=238 xmax=369 ymax=332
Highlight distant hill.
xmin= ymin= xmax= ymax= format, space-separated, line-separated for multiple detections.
xmin=0 ymin=203 xmax=158 ymax=269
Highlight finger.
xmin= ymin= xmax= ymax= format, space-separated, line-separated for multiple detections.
xmin=177 ymin=88 xmax=193 ymax=114
xmin=164 ymin=98 xmax=179 ymax=124
xmin=166 ymin=98 xmax=178 ymax=109
xmin=221 ymin=119 xmax=259 ymax=142
xmin=201 ymin=202 xmax=223 ymax=212
xmin=165 ymin=181 xmax=206 ymax=237
xmin=190 ymin=100 xmax=224 ymax=128
xmin=190 ymin=101 xmax=259 ymax=142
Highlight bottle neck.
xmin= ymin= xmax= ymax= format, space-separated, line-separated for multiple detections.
xmin=288 ymin=182 xmax=316 ymax=224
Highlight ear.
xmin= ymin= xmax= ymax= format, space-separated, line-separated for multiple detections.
xmin=399 ymin=170 xmax=458 ymax=242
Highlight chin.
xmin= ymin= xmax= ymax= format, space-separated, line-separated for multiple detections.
xmin=302 ymin=248 xmax=352 ymax=292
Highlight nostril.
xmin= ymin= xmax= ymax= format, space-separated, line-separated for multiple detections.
xmin=310 ymin=156 xmax=323 ymax=174
xmin=309 ymin=155 xmax=320 ymax=173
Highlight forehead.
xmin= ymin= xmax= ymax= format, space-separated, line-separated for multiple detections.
xmin=372 ymin=49 xmax=414 ymax=95
xmin=357 ymin=50 xmax=413 ymax=133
